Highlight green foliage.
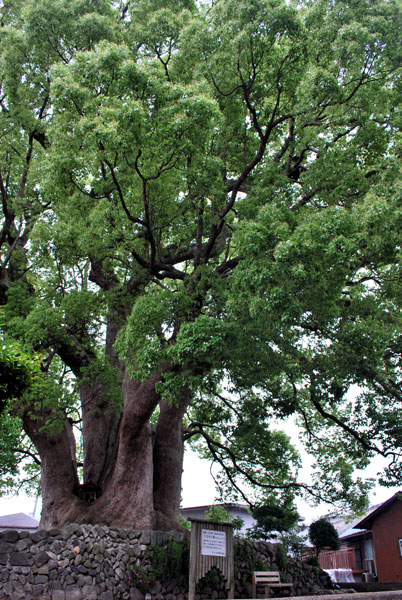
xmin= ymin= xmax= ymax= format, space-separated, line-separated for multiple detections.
xmin=0 ymin=322 xmax=44 ymax=412
xmin=231 ymin=516 xmax=246 ymax=532
xmin=0 ymin=343 xmax=33 ymax=412
xmin=280 ymin=525 xmax=309 ymax=559
xmin=0 ymin=413 xmax=23 ymax=494
xmin=198 ymin=566 xmax=223 ymax=591
xmin=205 ymin=504 xmax=231 ymax=523
xmin=248 ymin=496 xmax=299 ymax=541
xmin=309 ymin=518 xmax=340 ymax=556
xmin=179 ymin=514 xmax=191 ymax=530
xmin=205 ymin=504 xmax=245 ymax=532
xmin=0 ymin=410 xmax=42 ymax=497
xmin=129 ymin=563 xmax=154 ymax=594
xmin=276 ymin=544 xmax=288 ymax=572
xmin=0 ymin=0 xmax=402 ymax=518
xmin=148 ymin=539 xmax=190 ymax=588
xmin=304 ymin=555 xmax=320 ymax=568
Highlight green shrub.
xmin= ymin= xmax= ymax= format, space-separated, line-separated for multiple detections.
xmin=148 ymin=538 xmax=190 ymax=587
xmin=129 ymin=563 xmax=154 ymax=593
xmin=276 ymin=544 xmax=288 ymax=571
xmin=304 ymin=555 xmax=320 ymax=568
xmin=198 ymin=566 xmax=223 ymax=591
xmin=205 ymin=505 xmax=245 ymax=532
xmin=309 ymin=518 xmax=340 ymax=556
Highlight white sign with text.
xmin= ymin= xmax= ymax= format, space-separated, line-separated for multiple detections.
xmin=201 ymin=529 xmax=227 ymax=557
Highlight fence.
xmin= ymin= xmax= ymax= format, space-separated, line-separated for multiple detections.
xmin=319 ymin=548 xmax=356 ymax=570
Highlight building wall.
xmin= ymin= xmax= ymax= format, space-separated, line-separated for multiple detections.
xmin=372 ymin=499 xmax=402 ymax=582
xmin=0 ymin=527 xmax=38 ymax=533
xmin=224 ymin=506 xmax=256 ymax=535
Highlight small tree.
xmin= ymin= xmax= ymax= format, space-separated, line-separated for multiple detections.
xmin=309 ymin=518 xmax=340 ymax=557
xmin=205 ymin=504 xmax=232 ymax=523
xmin=280 ymin=525 xmax=309 ymax=559
xmin=248 ymin=497 xmax=300 ymax=540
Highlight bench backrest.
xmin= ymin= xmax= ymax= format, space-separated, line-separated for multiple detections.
xmin=252 ymin=571 xmax=281 ymax=585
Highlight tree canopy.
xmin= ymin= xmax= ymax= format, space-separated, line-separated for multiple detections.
xmin=0 ymin=0 xmax=401 ymax=529
xmin=249 ymin=497 xmax=300 ymax=540
xmin=309 ymin=518 xmax=341 ymax=556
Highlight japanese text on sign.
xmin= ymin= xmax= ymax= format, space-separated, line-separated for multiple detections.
xmin=201 ymin=529 xmax=226 ymax=557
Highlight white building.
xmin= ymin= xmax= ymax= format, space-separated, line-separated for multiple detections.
xmin=180 ymin=503 xmax=256 ymax=536
xmin=0 ymin=513 xmax=39 ymax=532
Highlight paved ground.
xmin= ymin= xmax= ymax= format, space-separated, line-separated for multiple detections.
xmin=244 ymin=593 xmax=402 ymax=600
xmin=0 ymin=590 xmax=402 ymax=600
xmin=2 ymin=594 xmax=402 ymax=600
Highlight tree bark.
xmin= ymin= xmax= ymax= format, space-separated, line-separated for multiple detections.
xmin=22 ymin=413 xmax=81 ymax=529
xmin=80 ymin=309 xmax=125 ymax=490
xmin=87 ymin=370 xmax=160 ymax=528
xmin=24 ymin=364 xmax=190 ymax=530
xmin=153 ymin=396 xmax=190 ymax=530
xmin=80 ymin=374 xmax=123 ymax=492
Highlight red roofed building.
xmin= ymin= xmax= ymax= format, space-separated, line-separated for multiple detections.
xmin=319 ymin=492 xmax=402 ymax=583
xmin=354 ymin=492 xmax=402 ymax=582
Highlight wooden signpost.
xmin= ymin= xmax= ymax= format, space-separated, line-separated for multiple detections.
xmin=188 ymin=519 xmax=235 ymax=600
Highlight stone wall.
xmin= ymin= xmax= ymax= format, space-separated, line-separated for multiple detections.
xmin=0 ymin=524 xmax=331 ymax=600
xmin=234 ymin=539 xmax=331 ymax=598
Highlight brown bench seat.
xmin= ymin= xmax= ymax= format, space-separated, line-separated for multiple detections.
xmin=252 ymin=571 xmax=293 ymax=598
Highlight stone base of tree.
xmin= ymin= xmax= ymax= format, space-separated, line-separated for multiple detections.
xmin=0 ymin=524 xmax=332 ymax=599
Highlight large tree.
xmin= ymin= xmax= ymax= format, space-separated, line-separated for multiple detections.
xmin=0 ymin=0 xmax=401 ymax=530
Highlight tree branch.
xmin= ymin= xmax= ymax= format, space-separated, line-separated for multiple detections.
xmin=12 ymin=447 xmax=41 ymax=466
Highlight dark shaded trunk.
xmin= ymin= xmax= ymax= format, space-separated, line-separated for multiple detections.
xmin=80 ymin=309 xmax=124 ymax=491
xmin=28 ymin=368 xmax=188 ymax=530
xmin=80 ymin=376 xmax=123 ymax=493
xmin=22 ymin=413 xmax=81 ymax=529
xmin=88 ymin=371 xmax=159 ymax=528
xmin=153 ymin=397 xmax=190 ymax=530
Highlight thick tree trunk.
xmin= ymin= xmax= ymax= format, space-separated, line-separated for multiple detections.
xmin=22 ymin=414 xmax=82 ymax=529
xmin=85 ymin=371 xmax=160 ymax=528
xmin=26 ymin=356 xmax=189 ymax=530
xmin=29 ymin=368 xmax=190 ymax=530
xmin=153 ymin=397 xmax=190 ymax=530
xmin=81 ymin=380 xmax=112 ymax=486
xmin=80 ymin=376 xmax=122 ymax=492
xmin=81 ymin=309 xmax=125 ymax=489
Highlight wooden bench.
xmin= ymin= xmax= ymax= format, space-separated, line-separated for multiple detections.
xmin=252 ymin=571 xmax=293 ymax=598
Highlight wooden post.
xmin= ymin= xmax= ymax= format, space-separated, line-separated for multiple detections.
xmin=188 ymin=519 xmax=234 ymax=600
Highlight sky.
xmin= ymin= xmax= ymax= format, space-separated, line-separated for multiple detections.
xmin=181 ymin=447 xmax=401 ymax=523
xmin=0 ymin=447 xmax=399 ymax=525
